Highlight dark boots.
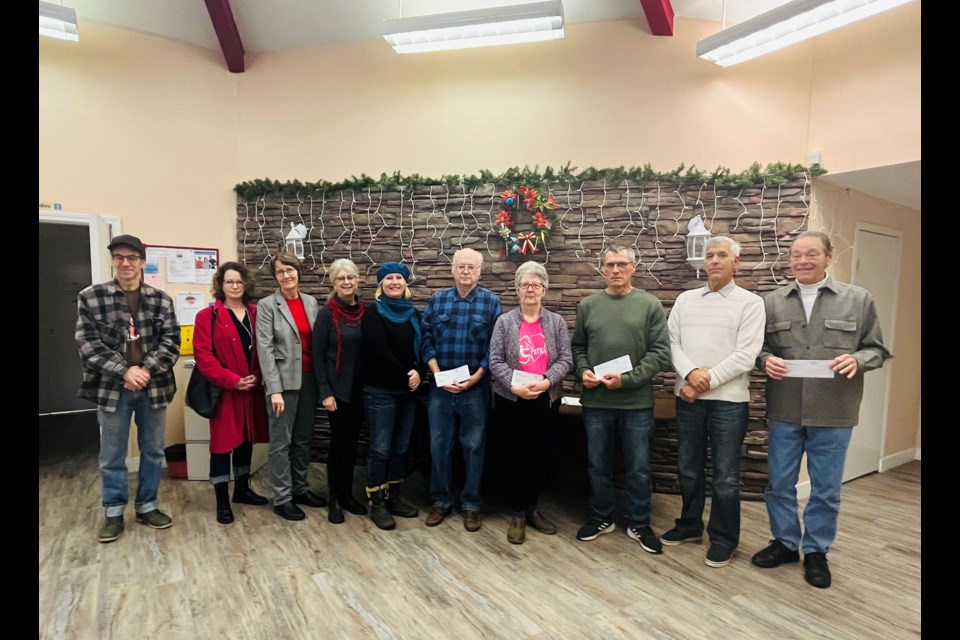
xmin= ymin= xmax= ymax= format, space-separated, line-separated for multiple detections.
xmin=233 ymin=474 xmax=268 ymax=505
xmin=327 ymin=493 xmax=345 ymax=524
xmin=214 ymin=482 xmax=234 ymax=524
xmin=386 ymin=481 xmax=419 ymax=518
xmin=338 ymin=463 xmax=367 ymax=515
xmin=366 ymin=485 xmax=396 ymax=530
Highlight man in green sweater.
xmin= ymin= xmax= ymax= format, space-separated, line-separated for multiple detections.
xmin=571 ymin=244 xmax=671 ymax=553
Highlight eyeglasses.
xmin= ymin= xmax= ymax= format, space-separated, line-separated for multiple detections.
xmin=518 ymin=282 xmax=543 ymax=290
xmin=334 ymin=275 xmax=358 ymax=283
xmin=455 ymin=264 xmax=478 ymax=272
xmin=112 ymin=254 xmax=142 ymax=265
xmin=275 ymin=268 xmax=297 ymax=278
xmin=223 ymin=280 xmax=245 ymax=287
xmin=603 ymin=261 xmax=633 ymax=270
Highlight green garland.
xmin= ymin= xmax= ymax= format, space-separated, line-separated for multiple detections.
xmin=234 ymin=162 xmax=826 ymax=200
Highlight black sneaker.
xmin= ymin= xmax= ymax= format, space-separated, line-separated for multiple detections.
xmin=627 ymin=526 xmax=663 ymax=554
xmin=659 ymin=527 xmax=703 ymax=546
xmin=751 ymin=539 xmax=800 ymax=568
xmin=576 ymin=520 xmax=616 ymax=541
xmin=705 ymin=545 xmax=734 ymax=568
xmin=803 ymin=552 xmax=832 ymax=588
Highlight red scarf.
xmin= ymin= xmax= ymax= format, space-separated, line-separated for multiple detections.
xmin=328 ymin=295 xmax=365 ymax=373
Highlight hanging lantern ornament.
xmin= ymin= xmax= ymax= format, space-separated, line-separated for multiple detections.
xmin=284 ymin=222 xmax=307 ymax=259
xmin=685 ymin=215 xmax=711 ymax=278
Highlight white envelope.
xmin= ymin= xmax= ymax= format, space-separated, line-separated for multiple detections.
xmin=511 ymin=370 xmax=543 ymax=387
xmin=593 ymin=354 xmax=633 ymax=377
xmin=434 ymin=365 xmax=471 ymax=387
xmin=782 ymin=359 xmax=836 ymax=379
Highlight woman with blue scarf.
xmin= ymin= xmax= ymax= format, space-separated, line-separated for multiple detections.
xmin=360 ymin=262 xmax=424 ymax=530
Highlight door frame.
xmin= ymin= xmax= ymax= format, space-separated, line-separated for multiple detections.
xmin=851 ymin=222 xmax=901 ymax=474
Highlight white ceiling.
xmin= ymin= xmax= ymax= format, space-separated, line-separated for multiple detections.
xmin=54 ymin=0 xmax=919 ymax=211
xmin=64 ymin=0 xmax=792 ymax=53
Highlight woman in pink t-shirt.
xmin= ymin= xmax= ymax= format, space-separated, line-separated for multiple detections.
xmin=488 ymin=261 xmax=573 ymax=544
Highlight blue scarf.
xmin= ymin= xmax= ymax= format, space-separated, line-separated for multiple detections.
xmin=376 ymin=295 xmax=420 ymax=363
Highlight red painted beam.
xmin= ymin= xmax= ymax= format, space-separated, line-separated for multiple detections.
xmin=639 ymin=0 xmax=675 ymax=36
xmin=204 ymin=0 xmax=245 ymax=73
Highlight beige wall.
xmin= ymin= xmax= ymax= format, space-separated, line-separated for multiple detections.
xmin=40 ymin=22 xmax=240 ymax=262
xmin=811 ymin=182 xmax=921 ymax=457
xmin=39 ymin=7 xmax=920 ymax=452
xmin=807 ymin=2 xmax=921 ymax=172
xmin=236 ymin=17 xmax=813 ymax=180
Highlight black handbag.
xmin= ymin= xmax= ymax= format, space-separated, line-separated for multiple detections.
xmin=185 ymin=309 xmax=220 ymax=419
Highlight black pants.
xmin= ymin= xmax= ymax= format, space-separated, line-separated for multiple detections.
xmin=326 ymin=396 xmax=364 ymax=497
xmin=209 ymin=440 xmax=253 ymax=481
xmin=492 ymin=394 xmax=559 ymax=514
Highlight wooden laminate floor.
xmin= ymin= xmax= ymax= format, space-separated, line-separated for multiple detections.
xmin=39 ymin=456 xmax=920 ymax=639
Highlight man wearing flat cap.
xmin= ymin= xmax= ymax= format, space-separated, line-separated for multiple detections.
xmin=75 ymin=234 xmax=181 ymax=543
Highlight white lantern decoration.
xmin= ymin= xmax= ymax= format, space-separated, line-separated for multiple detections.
xmin=284 ymin=222 xmax=308 ymax=259
xmin=685 ymin=215 xmax=711 ymax=277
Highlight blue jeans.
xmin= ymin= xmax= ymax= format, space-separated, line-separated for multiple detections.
xmin=764 ymin=420 xmax=853 ymax=554
xmin=582 ymin=407 xmax=654 ymax=529
xmin=364 ymin=387 xmax=418 ymax=488
xmin=674 ymin=399 xmax=749 ymax=551
xmin=427 ymin=383 xmax=489 ymax=512
xmin=97 ymin=388 xmax=167 ymax=517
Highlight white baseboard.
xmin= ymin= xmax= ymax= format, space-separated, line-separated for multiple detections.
xmin=795 ymin=480 xmax=811 ymax=501
xmin=880 ymin=448 xmax=919 ymax=472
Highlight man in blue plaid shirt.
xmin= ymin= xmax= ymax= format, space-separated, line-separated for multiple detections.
xmin=75 ymin=234 xmax=181 ymax=543
xmin=421 ymin=248 xmax=502 ymax=532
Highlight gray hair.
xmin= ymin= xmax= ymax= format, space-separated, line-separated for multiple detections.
xmin=514 ymin=261 xmax=549 ymax=290
xmin=600 ymin=243 xmax=636 ymax=263
xmin=452 ymin=247 xmax=483 ymax=268
xmin=706 ymin=236 xmax=742 ymax=257
xmin=328 ymin=259 xmax=360 ymax=300
xmin=794 ymin=230 xmax=833 ymax=257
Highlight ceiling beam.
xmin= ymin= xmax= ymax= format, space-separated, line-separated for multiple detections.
xmin=204 ymin=0 xmax=245 ymax=73
xmin=639 ymin=0 xmax=675 ymax=36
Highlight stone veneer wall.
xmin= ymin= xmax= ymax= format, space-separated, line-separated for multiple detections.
xmin=237 ymin=178 xmax=810 ymax=499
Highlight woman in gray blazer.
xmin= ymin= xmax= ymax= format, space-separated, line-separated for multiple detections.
xmin=488 ymin=261 xmax=573 ymax=545
xmin=256 ymin=252 xmax=326 ymax=521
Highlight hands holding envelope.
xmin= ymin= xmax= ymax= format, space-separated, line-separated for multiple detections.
xmin=582 ymin=355 xmax=633 ymax=390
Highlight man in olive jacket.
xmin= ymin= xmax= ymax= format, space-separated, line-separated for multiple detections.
xmin=751 ymin=230 xmax=891 ymax=589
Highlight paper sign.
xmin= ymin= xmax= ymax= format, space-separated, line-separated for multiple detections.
xmin=783 ymin=359 xmax=836 ymax=379
xmin=594 ymin=354 xmax=633 ymax=377
xmin=176 ymin=292 xmax=207 ymax=326
xmin=434 ymin=365 xmax=471 ymax=387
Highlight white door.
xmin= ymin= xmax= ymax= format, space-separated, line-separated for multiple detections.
xmin=846 ymin=227 xmax=899 ymax=481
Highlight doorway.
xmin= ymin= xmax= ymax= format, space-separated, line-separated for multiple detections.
xmin=845 ymin=226 xmax=900 ymax=481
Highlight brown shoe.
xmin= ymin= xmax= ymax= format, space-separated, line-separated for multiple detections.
xmin=425 ymin=505 xmax=450 ymax=527
xmin=463 ymin=510 xmax=481 ymax=532
xmin=525 ymin=509 xmax=557 ymax=535
xmin=507 ymin=516 xmax=526 ymax=544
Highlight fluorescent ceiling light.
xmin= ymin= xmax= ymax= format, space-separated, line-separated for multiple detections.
xmin=39 ymin=1 xmax=78 ymax=42
xmin=383 ymin=0 xmax=564 ymax=54
xmin=697 ymin=0 xmax=912 ymax=67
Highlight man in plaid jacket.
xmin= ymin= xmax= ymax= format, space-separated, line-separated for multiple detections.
xmin=75 ymin=234 xmax=181 ymax=543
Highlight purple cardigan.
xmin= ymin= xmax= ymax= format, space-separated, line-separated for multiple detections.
xmin=488 ymin=307 xmax=573 ymax=405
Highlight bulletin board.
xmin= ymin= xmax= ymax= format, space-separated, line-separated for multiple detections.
xmin=143 ymin=244 xmax=220 ymax=355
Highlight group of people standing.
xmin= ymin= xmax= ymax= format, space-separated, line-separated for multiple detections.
xmin=75 ymin=230 xmax=890 ymax=591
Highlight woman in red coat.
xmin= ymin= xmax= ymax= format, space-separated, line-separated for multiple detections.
xmin=193 ymin=262 xmax=270 ymax=524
